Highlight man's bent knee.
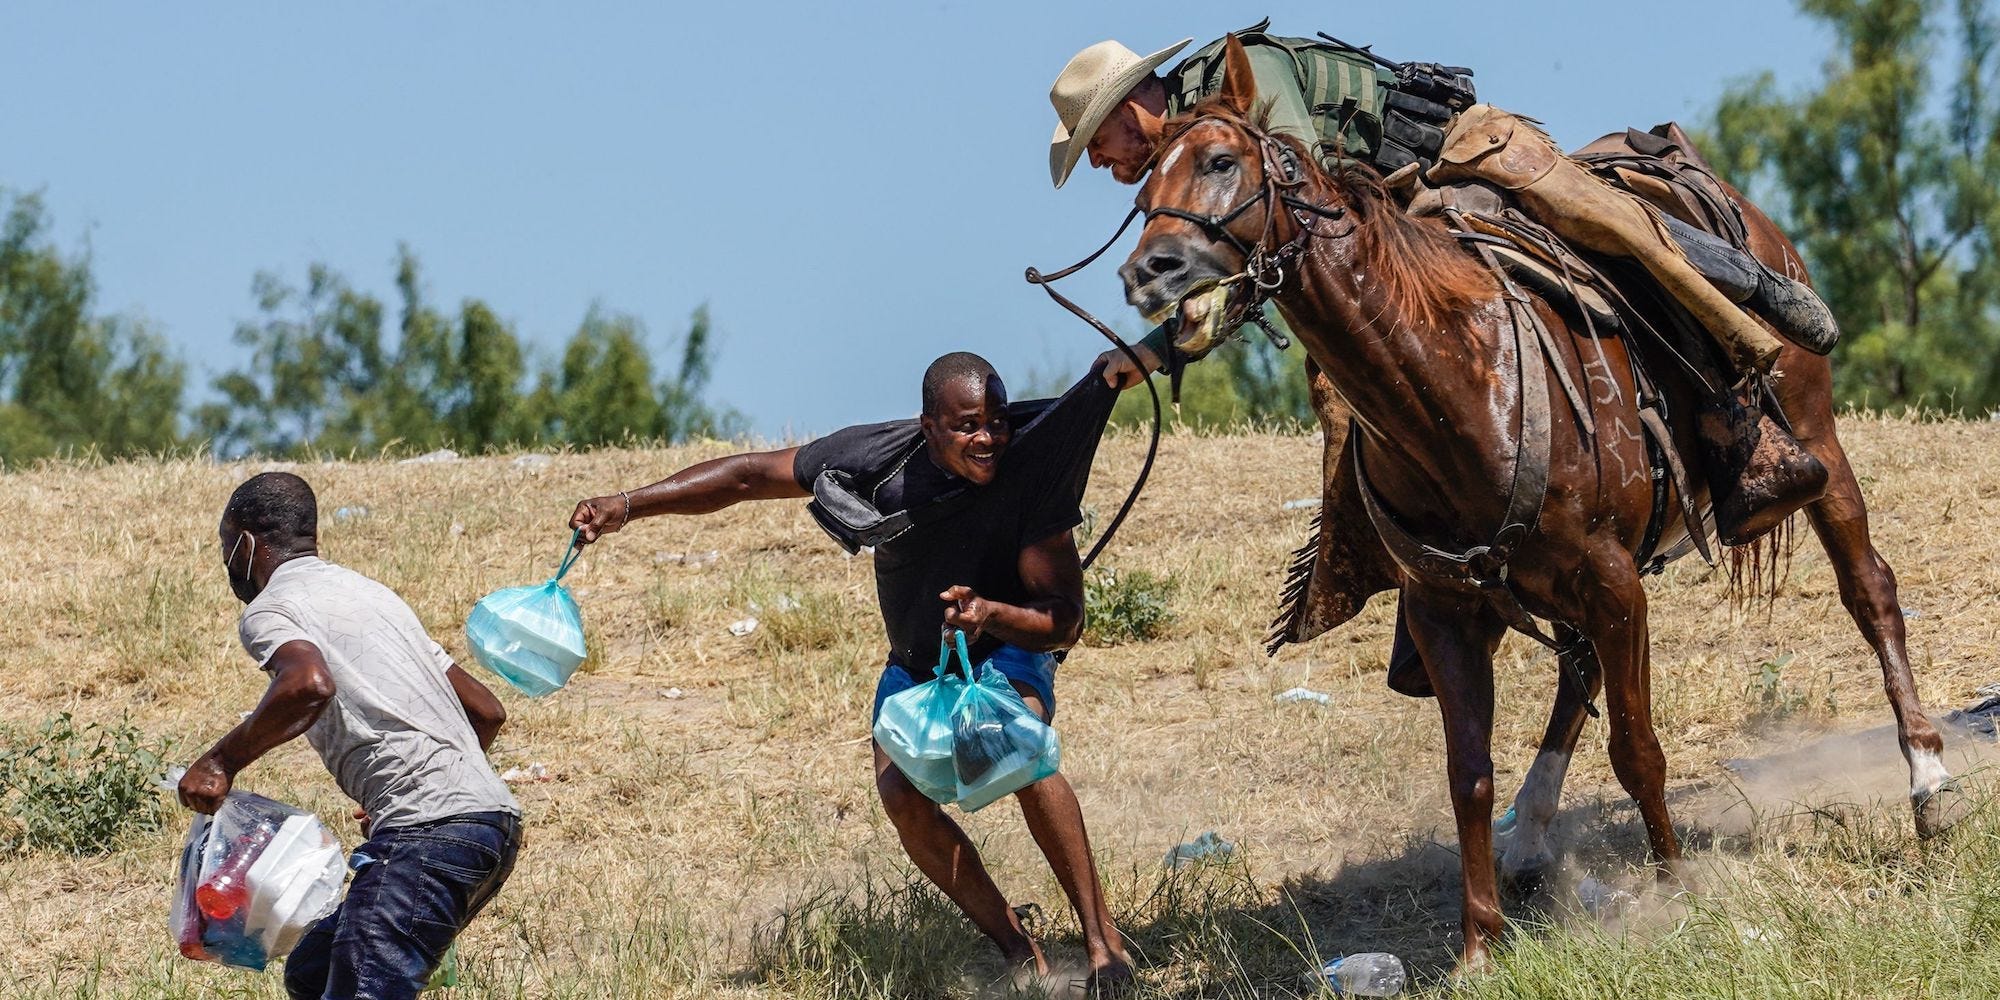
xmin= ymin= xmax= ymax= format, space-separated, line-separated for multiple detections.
xmin=876 ymin=763 xmax=942 ymax=823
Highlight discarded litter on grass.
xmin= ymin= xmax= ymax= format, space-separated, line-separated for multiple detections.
xmin=1275 ymin=687 xmax=1332 ymax=706
xmin=1164 ymin=831 xmax=1235 ymax=868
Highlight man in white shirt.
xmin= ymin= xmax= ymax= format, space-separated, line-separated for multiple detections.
xmin=178 ymin=472 xmax=519 ymax=1000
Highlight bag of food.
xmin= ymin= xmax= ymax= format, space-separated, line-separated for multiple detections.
xmin=950 ymin=650 xmax=1061 ymax=813
xmin=872 ymin=633 xmax=971 ymax=803
xmin=466 ymin=531 xmax=588 ymax=697
xmin=170 ymin=782 xmax=346 ymax=971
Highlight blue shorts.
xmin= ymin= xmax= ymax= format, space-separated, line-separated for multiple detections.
xmin=871 ymin=644 xmax=1058 ymax=726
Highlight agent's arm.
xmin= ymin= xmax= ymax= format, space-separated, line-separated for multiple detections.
xmin=569 ymin=447 xmax=808 ymax=542
xmin=1095 ymin=328 xmax=1167 ymax=389
xmin=939 ymin=529 xmax=1085 ymax=652
xmin=178 ymin=640 xmax=335 ymax=813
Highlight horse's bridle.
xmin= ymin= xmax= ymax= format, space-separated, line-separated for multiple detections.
xmin=1137 ymin=113 xmax=1356 ymax=313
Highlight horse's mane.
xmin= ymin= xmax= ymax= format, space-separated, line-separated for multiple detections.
xmin=1155 ymin=99 xmax=1497 ymax=337
xmin=1311 ymin=151 xmax=1498 ymax=336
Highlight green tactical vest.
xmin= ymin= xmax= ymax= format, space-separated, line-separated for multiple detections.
xmin=1163 ymin=21 xmax=1397 ymax=172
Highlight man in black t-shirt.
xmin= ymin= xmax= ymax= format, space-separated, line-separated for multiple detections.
xmin=567 ymin=353 xmax=1132 ymax=991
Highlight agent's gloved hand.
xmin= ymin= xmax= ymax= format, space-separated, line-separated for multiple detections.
xmin=1096 ymin=343 xmax=1161 ymax=390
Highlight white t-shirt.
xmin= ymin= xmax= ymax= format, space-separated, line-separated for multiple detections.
xmin=237 ymin=556 xmax=518 ymax=830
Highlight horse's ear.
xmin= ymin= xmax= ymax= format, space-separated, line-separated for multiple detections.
xmin=1215 ymin=34 xmax=1257 ymax=117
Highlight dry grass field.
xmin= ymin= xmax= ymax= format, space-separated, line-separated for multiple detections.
xmin=3 ymin=416 xmax=2000 ymax=998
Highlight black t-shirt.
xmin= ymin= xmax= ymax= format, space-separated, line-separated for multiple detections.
xmin=792 ymin=375 xmax=1115 ymax=670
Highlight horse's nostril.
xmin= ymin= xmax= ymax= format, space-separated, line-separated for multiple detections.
xmin=1146 ymin=253 xmax=1186 ymax=278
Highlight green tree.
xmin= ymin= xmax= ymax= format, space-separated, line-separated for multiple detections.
xmin=1709 ymin=0 xmax=2000 ymax=412
xmin=547 ymin=306 xmax=662 ymax=447
xmin=203 ymin=252 xmax=739 ymax=456
xmin=656 ymin=304 xmax=745 ymax=441
xmin=197 ymin=264 xmax=389 ymax=457
xmin=372 ymin=245 xmax=458 ymax=450
xmin=538 ymin=302 xmax=743 ymax=447
xmin=200 ymin=249 xmax=543 ymax=457
xmin=453 ymin=299 xmax=529 ymax=449
xmin=0 ymin=190 xmax=184 ymax=465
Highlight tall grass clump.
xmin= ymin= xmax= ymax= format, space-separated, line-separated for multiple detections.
xmin=0 ymin=713 xmax=168 ymax=855
xmin=752 ymin=874 xmax=989 ymax=999
xmin=1084 ymin=567 xmax=1176 ymax=645
xmin=756 ymin=591 xmax=849 ymax=656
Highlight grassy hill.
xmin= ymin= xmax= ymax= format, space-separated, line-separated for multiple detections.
xmin=4 ymin=417 xmax=1999 ymax=998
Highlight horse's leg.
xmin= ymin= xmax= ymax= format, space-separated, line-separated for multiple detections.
xmin=1498 ymin=630 xmax=1603 ymax=892
xmin=1582 ymin=554 xmax=1683 ymax=870
xmin=1791 ymin=418 xmax=1963 ymax=836
xmin=1740 ymin=192 xmax=1962 ymax=836
xmin=1404 ymin=586 xmax=1508 ymax=971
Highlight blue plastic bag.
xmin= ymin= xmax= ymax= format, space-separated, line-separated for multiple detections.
xmin=873 ymin=634 xmax=970 ymax=804
xmin=874 ymin=631 xmax=1062 ymax=811
xmin=951 ymin=653 xmax=1061 ymax=813
xmin=465 ymin=532 xmax=587 ymax=697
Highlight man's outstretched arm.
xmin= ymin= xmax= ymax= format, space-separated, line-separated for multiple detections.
xmin=570 ymin=447 xmax=808 ymax=542
xmin=178 ymin=640 xmax=336 ymax=814
xmin=940 ymin=529 xmax=1086 ymax=652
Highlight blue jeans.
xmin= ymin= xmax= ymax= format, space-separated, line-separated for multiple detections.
xmin=284 ymin=811 xmax=520 ymax=1000
xmin=871 ymin=644 xmax=1059 ymax=725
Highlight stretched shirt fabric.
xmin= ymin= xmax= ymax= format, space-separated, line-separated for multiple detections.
xmin=793 ymin=373 xmax=1118 ymax=669
xmin=237 ymin=557 xmax=519 ymax=831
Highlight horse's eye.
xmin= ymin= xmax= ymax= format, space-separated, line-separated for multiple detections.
xmin=1207 ymin=154 xmax=1235 ymax=174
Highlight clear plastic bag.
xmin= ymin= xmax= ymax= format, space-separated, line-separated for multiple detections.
xmin=170 ymin=783 xmax=346 ymax=970
xmin=872 ymin=634 xmax=971 ymax=803
xmin=950 ymin=653 xmax=1061 ymax=813
xmin=466 ymin=532 xmax=587 ymax=697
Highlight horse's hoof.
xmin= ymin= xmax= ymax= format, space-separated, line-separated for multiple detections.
xmin=1915 ymin=779 xmax=1972 ymax=840
xmin=1499 ymin=856 xmax=1554 ymax=899
xmin=1450 ymin=949 xmax=1496 ymax=983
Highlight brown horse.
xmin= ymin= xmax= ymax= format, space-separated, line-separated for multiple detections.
xmin=1120 ymin=37 xmax=1962 ymax=970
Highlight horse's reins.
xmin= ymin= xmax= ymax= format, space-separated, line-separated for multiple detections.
xmin=1023 ymin=214 xmax=1159 ymax=572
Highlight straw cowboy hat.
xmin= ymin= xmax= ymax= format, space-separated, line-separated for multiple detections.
xmin=1048 ymin=37 xmax=1192 ymax=188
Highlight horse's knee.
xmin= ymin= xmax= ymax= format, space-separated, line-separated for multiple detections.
xmin=1449 ymin=767 xmax=1495 ymax=807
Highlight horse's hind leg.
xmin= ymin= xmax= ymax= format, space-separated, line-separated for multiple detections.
xmin=1499 ymin=630 xmax=1603 ymax=892
xmin=1795 ymin=425 xmax=1963 ymax=836
xmin=1405 ymin=586 xmax=1509 ymax=971
xmin=1582 ymin=556 xmax=1683 ymax=870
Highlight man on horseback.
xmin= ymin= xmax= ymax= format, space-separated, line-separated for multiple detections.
xmin=1048 ymin=21 xmax=1837 ymax=551
xmin=1056 ymin=19 xmax=1832 ymax=528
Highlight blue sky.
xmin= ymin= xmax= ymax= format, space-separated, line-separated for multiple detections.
xmin=2 ymin=3 xmax=1827 ymax=438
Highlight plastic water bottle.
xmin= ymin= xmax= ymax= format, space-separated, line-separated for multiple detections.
xmin=196 ymin=823 xmax=275 ymax=919
xmin=1320 ymin=953 xmax=1405 ymax=996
